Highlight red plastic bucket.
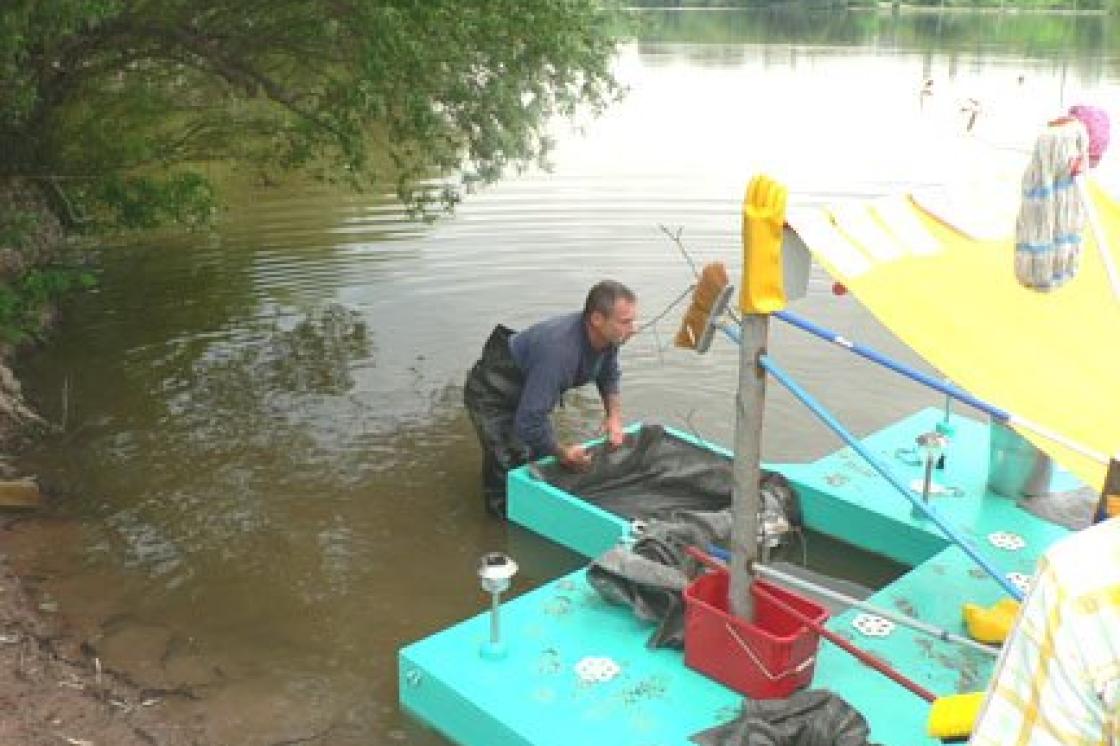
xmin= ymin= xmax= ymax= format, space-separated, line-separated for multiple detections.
xmin=683 ymin=570 xmax=829 ymax=699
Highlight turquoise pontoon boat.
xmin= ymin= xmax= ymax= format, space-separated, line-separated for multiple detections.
xmin=398 ymin=170 xmax=1120 ymax=745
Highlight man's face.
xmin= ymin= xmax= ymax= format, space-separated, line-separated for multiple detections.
xmin=595 ymin=298 xmax=637 ymax=346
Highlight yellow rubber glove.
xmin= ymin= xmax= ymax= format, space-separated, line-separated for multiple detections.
xmin=740 ymin=174 xmax=788 ymax=315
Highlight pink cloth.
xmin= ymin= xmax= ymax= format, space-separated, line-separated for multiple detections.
xmin=1068 ymin=104 xmax=1110 ymax=167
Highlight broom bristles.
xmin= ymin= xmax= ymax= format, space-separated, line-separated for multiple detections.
xmin=674 ymin=262 xmax=730 ymax=349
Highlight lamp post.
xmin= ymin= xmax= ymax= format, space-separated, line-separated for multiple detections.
xmin=477 ymin=552 xmax=518 ymax=660
xmin=914 ymin=431 xmax=949 ymax=515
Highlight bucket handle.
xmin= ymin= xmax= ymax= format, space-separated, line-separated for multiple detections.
xmin=722 ymin=622 xmax=815 ymax=682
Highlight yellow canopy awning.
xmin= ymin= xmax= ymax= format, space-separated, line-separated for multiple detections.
xmin=786 ymin=179 xmax=1120 ymax=492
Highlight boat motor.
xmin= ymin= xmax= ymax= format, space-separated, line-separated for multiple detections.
xmin=758 ymin=504 xmax=790 ymax=561
xmin=758 ymin=477 xmax=797 ymax=561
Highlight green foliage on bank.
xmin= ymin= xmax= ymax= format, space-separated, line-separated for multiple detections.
xmin=0 ymin=207 xmax=38 ymax=251
xmin=0 ymin=199 xmax=94 ymax=344
xmin=0 ymin=267 xmax=95 ymax=345
xmin=1 ymin=1 xmax=628 ymax=232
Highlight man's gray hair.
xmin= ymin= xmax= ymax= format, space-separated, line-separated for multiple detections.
xmin=583 ymin=280 xmax=636 ymax=319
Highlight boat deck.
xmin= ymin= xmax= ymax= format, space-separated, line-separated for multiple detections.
xmin=399 ymin=408 xmax=1084 ymax=745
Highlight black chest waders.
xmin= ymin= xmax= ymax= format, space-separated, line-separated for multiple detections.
xmin=463 ymin=325 xmax=533 ymax=517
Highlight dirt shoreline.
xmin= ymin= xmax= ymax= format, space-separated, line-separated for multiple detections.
xmin=0 ymin=536 xmax=205 ymax=745
xmin=0 ymin=360 xmax=209 ymax=742
xmin=0 ymin=181 xmax=206 ymax=744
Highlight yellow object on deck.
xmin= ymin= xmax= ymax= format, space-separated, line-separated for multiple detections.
xmin=787 ymin=178 xmax=1120 ymax=492
xmin=963 ymin=597 xmax=1021 ymax=645
xmin=927 ymin=691 xmax=987 ymax=741
xmin=741 ymin=175 xmax=788 ymax=315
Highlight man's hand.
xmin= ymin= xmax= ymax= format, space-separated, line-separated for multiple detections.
xmin=557 ymin=443 xmax=593 ymax=471
xmin=602 ymin=416 xmax=625 ymax=451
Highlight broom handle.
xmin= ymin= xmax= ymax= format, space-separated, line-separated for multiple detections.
xmin=686 ymin=546 xmax=937 ymax=703
xmin=1076 ymin=176 xmax=1120 ymax=302
xmin=772 ymin=310 xmax=1005 ymax=419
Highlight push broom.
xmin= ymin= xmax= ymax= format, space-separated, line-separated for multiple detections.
xmin=674 ymin=262 xmax=735 ymax=353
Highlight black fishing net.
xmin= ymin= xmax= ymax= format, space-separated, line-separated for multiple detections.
xmin=546 ymin=424 xmax=802 ymax=649
xmin=533 ymin=423 xmax=799 ymax=525
xmin=586 ymin=508 xmax=732 ymax=648
xmin=690 ymin=689 xmax=881 ymax=746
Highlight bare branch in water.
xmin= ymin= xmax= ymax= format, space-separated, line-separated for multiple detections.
xmin=658 ymin=224 xmax=701 ymax=279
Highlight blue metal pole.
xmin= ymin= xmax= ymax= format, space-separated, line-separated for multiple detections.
xmin=722 ymin=310 xmax=1107 ymax=467
xmin=773 ymin=309 xmax=1011 ymax=422
xmin=760 ymin=353 xmax=1024 ymax=601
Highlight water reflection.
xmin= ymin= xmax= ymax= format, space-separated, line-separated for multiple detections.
xmin=8 ymin=9 xmax=1119 ymax=745
xmin=640 ymin=7 xmax=1114 ymax=61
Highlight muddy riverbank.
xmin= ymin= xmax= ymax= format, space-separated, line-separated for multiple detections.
xmin=0 ymin=182 xmax=208 ymax=745
xmin=0 ymin=534 xmax=206 ymax=745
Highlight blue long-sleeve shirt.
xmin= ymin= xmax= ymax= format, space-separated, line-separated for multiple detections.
xmin=508 ymin=312 xmax=621 ymax=457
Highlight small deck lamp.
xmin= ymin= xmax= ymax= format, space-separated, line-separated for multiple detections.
xmin=477 ymin=552 xmax=518 ymax=660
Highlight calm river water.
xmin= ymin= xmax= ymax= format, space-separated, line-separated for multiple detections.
xmin=7 ymin=9 xmax=1119 ymax=745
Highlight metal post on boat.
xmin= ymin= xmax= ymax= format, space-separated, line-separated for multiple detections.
xmin=730 ymin=314 xmax=766 ymax=619
xmin=936 ymin=389 xmax=955 ymax=469
xmin=912 ymin=431 xmax=948 ymax=517
xmin=477 ymin=552 xmax=518 ymax=660
xmin=921 ymin=445 xmax=934 ymax=503
xmin=729 ymin=175 xmax=789 ymax=620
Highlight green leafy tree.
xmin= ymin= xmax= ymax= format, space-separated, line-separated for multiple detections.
xmin=1 ymin=1 xmax=626 ymax=231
